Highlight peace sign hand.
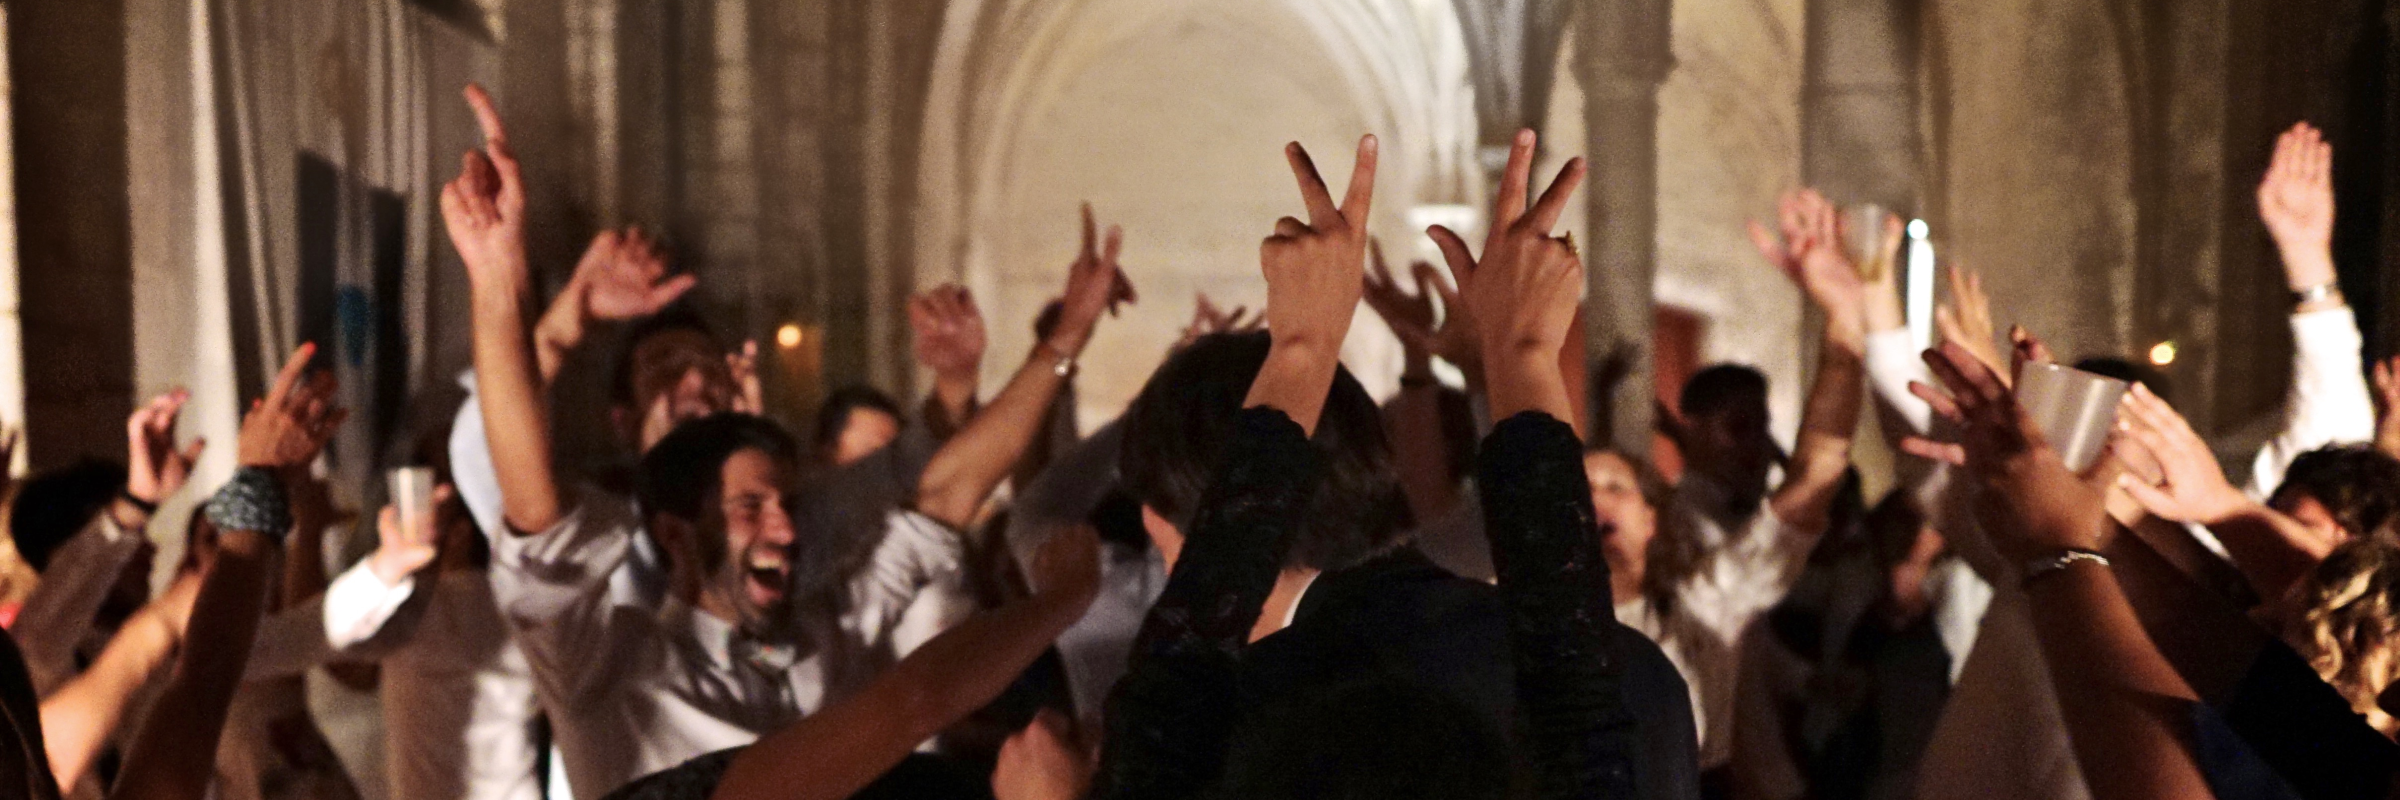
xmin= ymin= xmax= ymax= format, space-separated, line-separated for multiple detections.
xmin=1260 ymin=135 xmax=1378 ymax=354
xmin=1428 ymin=129 xmax=1586 ymax=370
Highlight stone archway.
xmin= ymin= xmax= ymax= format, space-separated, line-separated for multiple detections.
xmin=916 ymin=0 xmax=1480 ymax=424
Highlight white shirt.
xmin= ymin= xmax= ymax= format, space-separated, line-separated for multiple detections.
xmin=489 ymin=488 xmax=969 ymax=800
xmin=450 ymin=374 xmax=667 ymax=611
xmin=1615 ymin=594 xmax=1722 ymax=757
xmin=1659 ymin=478 xmax=1815 ymax=769
xmin=2248 ymin=307 xmax=2376 ymax=499
xmin=316 ymin=562 xmax=543 ymax=800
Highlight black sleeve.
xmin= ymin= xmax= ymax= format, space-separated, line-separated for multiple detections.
xmin=1090 ymin=408 xmax=1318 ymax=800
xmin=1477 ymin=411 xmax=1640 ymax=800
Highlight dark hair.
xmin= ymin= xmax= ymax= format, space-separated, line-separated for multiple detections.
xmin=609 ymin=305 xmax=722 ymax=408
xmin=1678 ymin=363 xmax=1769 ymax=419
xmin=2270 ymin=445 xmax=2400 ymax=541
xmin=2072 ymin=357 xmax=2170 ymax=397
xmin=11 ymin=459 xmax=129 ymax=572
xmin=639 ymin=413 xmax=801 ymax=526
xmin=1119 ymin=332 xmax=1412 ymax=573
xmin=1213 ymin=680 xmax=1510 ymax=800
xmin=812 ymin=386 xmax=904 ymax=455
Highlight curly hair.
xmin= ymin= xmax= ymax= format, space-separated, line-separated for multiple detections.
xmin=2294 ymin=537 xmax=2400 ymax=734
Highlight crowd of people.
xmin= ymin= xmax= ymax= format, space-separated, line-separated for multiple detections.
xmin=0 ymin=82 xmax=2396 ymax=800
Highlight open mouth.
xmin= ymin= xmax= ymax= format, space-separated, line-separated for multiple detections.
xmin=741 ymin=549 xmax=790 ymax=605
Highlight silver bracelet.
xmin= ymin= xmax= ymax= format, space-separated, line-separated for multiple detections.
xmin=1037 ymin=342 xmax=1076 ymax=378
xmin=2293 ymin=281 xmax=2343 ymax=307
xmin=2022 ymin=549 xmax=2109 ymax=586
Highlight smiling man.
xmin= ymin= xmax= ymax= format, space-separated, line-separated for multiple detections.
xmin=438 ymin=82 xmax=1128 ymax=799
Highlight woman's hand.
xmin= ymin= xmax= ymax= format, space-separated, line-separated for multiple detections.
xmin=1909 ymin=340 xmax=2111 ymax=561
xmin=1427 ymin=128 xmax=1585 ymax=423
xmin=236 ymin=344 xmax=346 ymax=470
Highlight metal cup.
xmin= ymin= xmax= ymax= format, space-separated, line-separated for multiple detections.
xmin=387 ymin=467 xmax=437 ymax=540
xmin=2014 ymin=363 xmax=2129 ymax=472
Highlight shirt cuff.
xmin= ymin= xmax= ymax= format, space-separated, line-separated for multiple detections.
xmin=2290 ymin=307 xmax=2363 ymax=357
xmin=1864 ymin=328 xmax=1934 ymax=434
xmin=322 ymin=559 xmax=417 ymax=649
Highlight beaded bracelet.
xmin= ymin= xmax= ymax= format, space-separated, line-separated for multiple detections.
xmin=205 ymin=467 xmax=292 ymax=540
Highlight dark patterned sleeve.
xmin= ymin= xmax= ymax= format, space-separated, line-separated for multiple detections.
xmin=1478 ymin=412 xmax=1639 ymax=800
xmin=1089 ymin=408 xmax=1318 ymax=800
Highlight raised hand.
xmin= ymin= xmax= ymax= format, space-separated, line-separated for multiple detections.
xmin=1753 ymin=189 xmax=1867 ymax=341
xmin=238 ymin=344 xmax=347 ymax=469
xmin=1935 ymin=263 xmax=2006 ymax=384
xmin=727 ymin=340 xmax=764 ymax=415
xmin=438 ymin=84 xmax=528 ymax=293
xmin=911 ymin=284 xmax=987 ymax=386
xmin=2112 ymin=383 xmax=2249 ymax=526
xmin=368 ymin=485 xmax=455 ymax=585
xmin=1908 ymin=341 xmax=2109 ymax=560
xmin=1260 ymin=136 xmax=1378 ymax=356
xmin=2374 ymin=356 xmax=2400 ymax=460
xmin=1045 ymin=205 xmax=1136 ymax=358
xmin=126 ymin=389 xmax=206 ymax=506
xmin=1364 ymin=239 xmax=1437 ymax=347
xmin=1428 ymin=128 xmax=1585 ymax=422
xmin=581 ymin=228 xmax=692 ymax=320
xmin=2258 ymin=122 xmax=2336 ymax=290
xmin=1177 ymin=294 xmax=1262 ymax=348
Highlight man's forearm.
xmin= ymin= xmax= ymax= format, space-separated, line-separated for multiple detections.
xmin=1773 ymin=328 xmax=1865 ymax=528
xmin=2202 ymin=502 xmax=2334 ymax=605
xmin=915 ymin=350 xmax=1068 ymax=529
xmin=471 ymin=279 xmax=564 ymax=535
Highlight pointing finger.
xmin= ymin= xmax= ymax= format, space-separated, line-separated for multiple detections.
xmin=464 ymin=84 xmax=507 ymax=148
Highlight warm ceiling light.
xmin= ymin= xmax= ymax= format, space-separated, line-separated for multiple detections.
xmin=2148 ymin=340 xmax=2177 ymax=367
xmin=776 ymin=324 xmax=804 ymax=349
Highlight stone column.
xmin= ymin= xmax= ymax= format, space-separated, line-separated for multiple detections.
xmin=1575 ymin=0 xmax=1673 ymax=453
xmin=13 ymin=0 xmax=137 ymax=467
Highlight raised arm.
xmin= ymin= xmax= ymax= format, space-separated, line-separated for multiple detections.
xmin=910 ymin=284 xmax=988 ymax=431
xmin=442 ymin=84 xmax=563 ymax=536
xmin=15 ymin=391 xmax=203 ymax=690
xmin=1444 ymin=128 xmax=1638 ymax=799
xmin=1090 ymin=135 xmax=1374 ymax=800
xmin=1765 ymin=190 xmax=1867 ymax=534
xmin=2251 ymin=122 xmax=2375 ymax=498
xmin=2114 ymin=382 xmax=2332 ymax=605
xmin=532 ymin=228 xmax=695 ymax=384
xmin=1366 ymin=241 xmax=1468 ymax=520
xmin=38 ymin=572 xmax=193 ymax=788
xmin=709 ymin=526 xmax=1100 ymax=800
xmin=1913 ymin=341 xmax=2211 ymax=800
xmin=914 ymin=208 xmax=1130 ymax=529
xmin=110 ymin=345 xmax=346 ymax=800
xmin=1246 ymin=136 xmax=1376 ymax=432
